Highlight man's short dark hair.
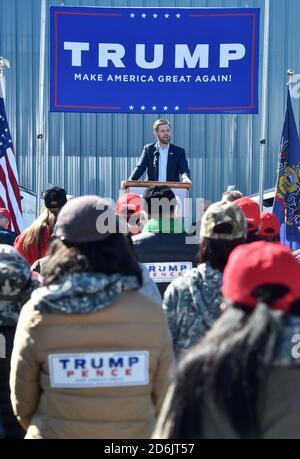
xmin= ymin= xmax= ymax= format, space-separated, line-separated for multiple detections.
xmin=142 ymin=185 xmax=176 ymax=218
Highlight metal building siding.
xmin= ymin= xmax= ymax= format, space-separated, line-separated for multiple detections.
xmin=1 ymin=0 xmax=300 ymax=204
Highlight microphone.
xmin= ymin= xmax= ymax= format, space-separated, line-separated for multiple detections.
xmin=153 ymin=151 xmax=160 ymax=180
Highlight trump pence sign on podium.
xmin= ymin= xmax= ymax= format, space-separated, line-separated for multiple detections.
xmin=50 ymin=6 xmax=260 ymax=114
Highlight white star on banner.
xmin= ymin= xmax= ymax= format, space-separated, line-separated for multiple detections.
xmin=164 ymin=13 xmax=170 ymax=18
xmin=129 ymin=105 xmax=134 ymax=110
xmin=152 ymin=106 xmax=157 ymax=111
xmin=153 ymin=13 xmax=158 ymax=19
xmin=130 ymin=13 xmax=135 ymax=18
xmin=141 ymin=13 xmax=147 ymax=18
xmin=163 ymin=106 xmax=168 ymax=111
xmin=176 ymin=13 xmax=181 ymax=18
xmin=175 ymin=106 xmax=180 ymax=111
xmin=141 ymin=106 xmax=146 ymax=111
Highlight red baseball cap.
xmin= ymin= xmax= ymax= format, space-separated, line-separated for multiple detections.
xmin=222 ymin=241 xmax=300 ymax=312
xmin=0 ymin=208 xmax=12 ymax=223
xmin=115 ymin=193 xmax=142 ymax=217
xmin=259 ymin=212 xmax=280 ymax=237
xmin=234 ymin=197 xmax=260 ymax=231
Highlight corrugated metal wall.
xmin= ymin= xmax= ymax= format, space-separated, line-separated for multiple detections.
xmin=0 ymin=0 xmax=299 ymax=204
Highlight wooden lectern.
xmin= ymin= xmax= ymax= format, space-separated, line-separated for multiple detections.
xmin=122 ymin=181 xmax=191 ymax=217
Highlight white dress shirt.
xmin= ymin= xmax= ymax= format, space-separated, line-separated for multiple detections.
xmin=158 ymin=144 xmax=169 ymax=182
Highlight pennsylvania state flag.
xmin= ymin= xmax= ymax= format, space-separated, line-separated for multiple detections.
xmin=273 ymin=89 xmax=300 ymax=250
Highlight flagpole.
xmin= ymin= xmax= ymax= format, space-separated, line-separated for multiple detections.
xmin=259 ymin=0 xmax=270 ymax=210
xmin=0 ymin=58 xmax=25 ymax=233
xmin=287 ymin=69 xmax=295 ymax=89
xmin=36 ymin=0 xmax=47 ymax=218
xmin=0 ymin=57 xmax=10 ymax=101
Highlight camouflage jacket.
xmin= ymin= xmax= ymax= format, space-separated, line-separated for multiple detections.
xmin=32 ymin=272 xmax=140 ymax=314
xmin=163 ymin=263 xmax=223 ymax=358
xmin=0 ymin=252 xmax=37 ymax=327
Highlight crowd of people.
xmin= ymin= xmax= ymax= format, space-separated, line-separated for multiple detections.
xmin=0 ymin=183 xmax=300 ymax=439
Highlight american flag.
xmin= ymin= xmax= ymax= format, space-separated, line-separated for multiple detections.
xmin=0 ymin=85 xmax=24 ymax=234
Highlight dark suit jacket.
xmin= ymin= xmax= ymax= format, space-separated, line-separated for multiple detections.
xmin=133 ymin=230 xmax=198 ymax=296
xmin=129 ymin=143 xmax=190 ymax=182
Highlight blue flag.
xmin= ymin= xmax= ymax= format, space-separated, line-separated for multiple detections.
xmin=273 ymin=89 xmax=300 ymax=250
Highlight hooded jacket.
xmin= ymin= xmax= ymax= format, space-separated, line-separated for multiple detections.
xmin=0 ymin=249 xmax=36 ymax=439
xmin=10 ymin=272 xmax=174 ymax=439
xmin=31 ymin=256 xmax=162 ymax=305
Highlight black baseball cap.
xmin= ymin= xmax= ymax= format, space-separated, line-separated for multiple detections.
xmin=43 ymin=187 xmax=67 ymax=209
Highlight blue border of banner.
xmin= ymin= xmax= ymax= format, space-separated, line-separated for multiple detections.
xmin=50 ymin=6 xmax=260 ymax=114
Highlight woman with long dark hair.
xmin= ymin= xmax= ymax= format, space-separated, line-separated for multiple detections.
xmin=154 ymin=241 xmax=300 ymax=439
xmin=10 ymin=196 xmax=174 ymax=439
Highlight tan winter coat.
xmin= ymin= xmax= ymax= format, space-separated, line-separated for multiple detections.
xmin=10 ymin=289 xmax=174 ymax=439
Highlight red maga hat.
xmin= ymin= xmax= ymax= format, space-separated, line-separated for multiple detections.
xmin=222 ymin=241 xmax=300 ymax=312
xmin=115 ymin=193 xmax=142 ymax=217
xmin=259 ymin=212 xmax=280 ymax=237
xmin=234 ymin=197 xmax=260 ymax=231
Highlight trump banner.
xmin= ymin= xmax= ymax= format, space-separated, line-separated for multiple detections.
xmin=50 ymin=6 xmax=260 ymax=114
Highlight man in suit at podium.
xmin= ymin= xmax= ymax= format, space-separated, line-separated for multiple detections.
xmin=129 ymin=119 xmax=191 ymax=183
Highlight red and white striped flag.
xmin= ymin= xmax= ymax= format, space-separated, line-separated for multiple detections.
xmin=0 ymin=84 xmax=24 ymax=234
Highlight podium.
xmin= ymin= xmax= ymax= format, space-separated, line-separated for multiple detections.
xmin=123 ymin=181 xmax=191 ymax=217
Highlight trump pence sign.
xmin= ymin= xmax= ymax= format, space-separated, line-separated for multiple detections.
xmin=50 ymin=6 xmax=260 ymax=114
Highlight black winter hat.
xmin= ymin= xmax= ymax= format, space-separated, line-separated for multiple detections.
xmin=43 ymin=187 xmax=67 ymax=209
xmin=55 ymin=195 xmax=128 ymax=243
